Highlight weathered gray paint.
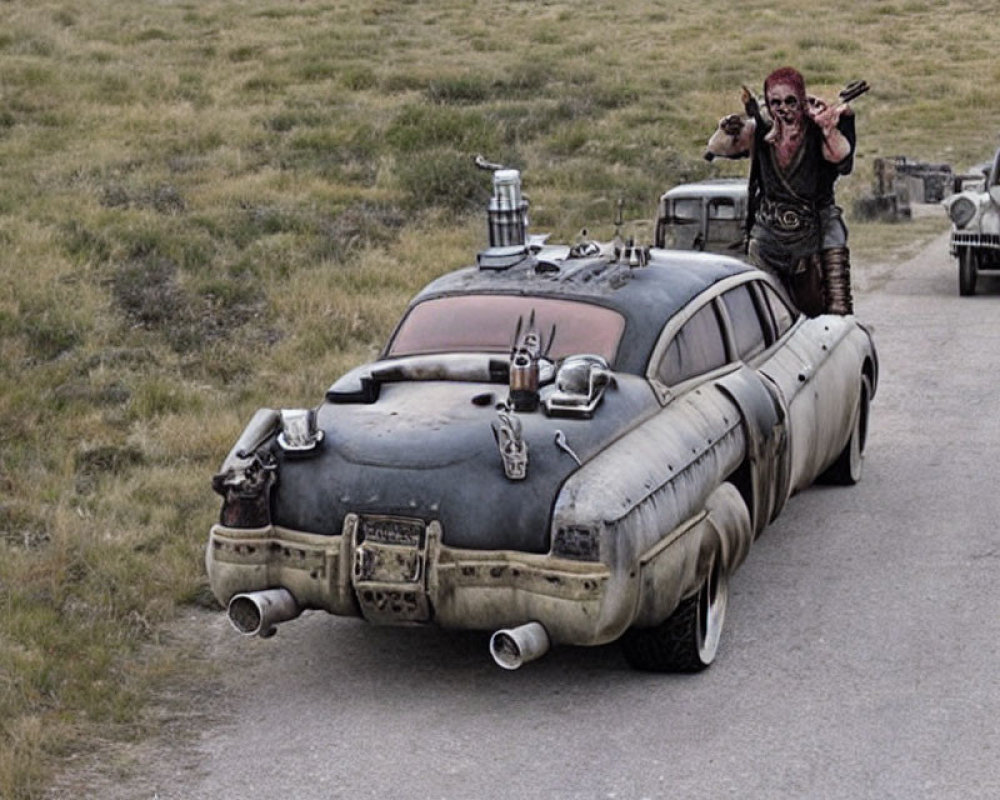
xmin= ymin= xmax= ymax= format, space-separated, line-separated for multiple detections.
xmin=273 ymin=374 xmax=659 ymax=553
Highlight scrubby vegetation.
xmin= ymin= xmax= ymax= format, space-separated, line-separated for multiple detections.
xmin=1 ymin=0 xmax=994 ymax=795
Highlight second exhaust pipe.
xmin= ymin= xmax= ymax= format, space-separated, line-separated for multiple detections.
xmin=228 ymin=588 xmax=300 ymax=638
xmin=489 ymin=621 xmax=550 ymax=670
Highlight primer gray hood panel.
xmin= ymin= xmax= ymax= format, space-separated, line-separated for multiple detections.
xmin=271 ymin=377 xmax=658 ymax=552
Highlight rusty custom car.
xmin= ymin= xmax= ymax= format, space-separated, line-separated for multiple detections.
xmin=206 ymin=162 xmax=878 ymax=672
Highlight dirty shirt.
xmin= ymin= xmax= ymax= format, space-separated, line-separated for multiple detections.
xmin=749 ymin=115 xmax=856 ymax=274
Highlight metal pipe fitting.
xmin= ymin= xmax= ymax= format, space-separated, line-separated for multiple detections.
xmin=227 ymin=588 xmax=300 ymax=638
xmin=489 ymin=621 xmax=550 ymax=669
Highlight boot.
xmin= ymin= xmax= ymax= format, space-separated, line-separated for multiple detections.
xmin=822 ymin=247 xmax=853 ymax=315
xmin=788 ymin=254 xmax=825 ymax=317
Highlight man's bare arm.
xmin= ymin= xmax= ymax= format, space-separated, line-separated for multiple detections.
xmin=808 ymin=97 xmax=853 ymax=164
xmin=810 ymin=80 xmax=867 ymax=164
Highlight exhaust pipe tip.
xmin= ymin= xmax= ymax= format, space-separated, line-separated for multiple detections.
xmin=227 ymin=588 xmax=300 ymax=638
xmin=489 ymin=621 xmax=550 ymax=670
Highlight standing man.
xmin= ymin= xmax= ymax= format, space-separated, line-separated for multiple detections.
xmin=705 ymin=67 xmax=858 ymax=316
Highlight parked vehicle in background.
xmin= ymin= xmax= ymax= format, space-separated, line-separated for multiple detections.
xmin=943 ymin=148 xmax=1000 ymax=295
xmin=950 ymin=161 xmax=990 ymax=195
xmin=206 ymin=162 xmax=877 ymax=673
xmin=894 ymin=157 xmax=953 ymax=204
xmin=654 ymin=178 xmax=748 ymax=257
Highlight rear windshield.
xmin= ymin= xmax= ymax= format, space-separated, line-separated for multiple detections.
xmin=387 ymin=294 xmax=626 ymax=364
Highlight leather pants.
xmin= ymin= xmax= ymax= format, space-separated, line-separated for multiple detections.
xmin=748 ymin=240 xmax=852 ymax=317
xmin=785 ymin=253 xmax=825 ymax=318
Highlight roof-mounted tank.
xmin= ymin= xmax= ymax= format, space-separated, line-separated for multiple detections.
xmin=475 ymin=155 xmax=531 ymax=270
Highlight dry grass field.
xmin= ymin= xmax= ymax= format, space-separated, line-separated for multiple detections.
xmin=1 ymin=0 xmax=996 ymax=795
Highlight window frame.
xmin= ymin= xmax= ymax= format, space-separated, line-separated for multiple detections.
xmin=756 ymin=281 xmax=798 ymax=342
xmin=707 ymin=196 xmax=739 ymax=221
xmin=646 ymin=271 xmax=800 ymax=403
xmin=653 ymin=299 xmax=730 ymax=389
xmin=717 ymin=282 xmax=770 ymax=363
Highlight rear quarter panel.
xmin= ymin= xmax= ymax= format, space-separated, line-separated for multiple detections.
xmin=550 ymin=379 xmax=746 ymax=640
xmin=760 ymin=316 xmax=873 ymax=491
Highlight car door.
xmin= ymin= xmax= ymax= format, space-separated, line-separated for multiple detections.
xmin=752 ymin=281 xmax=847 ymax=490
xmin=714 ymin=280 xmax=790 ymax=529
xmin=658 ymin=196 xmax=704 ymax=251
xmin=646 ymin=297 xmax=747 ymax=520
xmin=647 ymin=278 xmax=783 ymax=541
xmin=704 ymin=196 xmax=746 ymax=255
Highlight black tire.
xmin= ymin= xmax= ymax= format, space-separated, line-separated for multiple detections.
xmin=820 ymin=374 xmax=871 ymax=486
xmin=959 ymin=248 xmax=978 ymax=296
xmin=621 ymin=545 xmax=728 ymax=673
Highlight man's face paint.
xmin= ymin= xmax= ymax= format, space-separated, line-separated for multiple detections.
xmin=766 ymin=81 xmax=804 ymax=127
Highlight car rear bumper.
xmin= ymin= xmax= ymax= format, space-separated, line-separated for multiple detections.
xmin=206 ymin=515 xmax=617 ymax=646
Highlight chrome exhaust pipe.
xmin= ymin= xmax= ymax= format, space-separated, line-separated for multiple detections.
xmin=227 ymin=588 xmax=300 ymax=638
xmin=489 ymin=621 xmax=550 ymax=670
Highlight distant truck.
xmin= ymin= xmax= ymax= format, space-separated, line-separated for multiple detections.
xmin=943 ymin=147 xmax=1000 ymax=296
xmin=894 ymin=157 xmax=953 ymax=204
xmin=654 ymin=178 xmax=748 ymax=257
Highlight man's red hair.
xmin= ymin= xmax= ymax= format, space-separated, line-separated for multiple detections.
xmin=763 ymin=67 xmax=807 ymax=103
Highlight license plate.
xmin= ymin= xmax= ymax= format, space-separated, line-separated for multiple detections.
xmin=357 ymin=515 xmax=424 ymax=548
xmin=354 ymin=515 xmax=425 ymax=584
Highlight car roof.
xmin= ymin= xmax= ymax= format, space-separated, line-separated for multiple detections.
xmin=660 ymin=178 xmax=748 ymax=201
xmin=401 ymin=246 xmax=755 ymax=375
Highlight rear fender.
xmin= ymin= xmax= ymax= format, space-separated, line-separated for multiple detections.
xmin=631 ymin=482 xmax=751 ymax=628
xmin=715 ymin=369 xmax=790 ymax=532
